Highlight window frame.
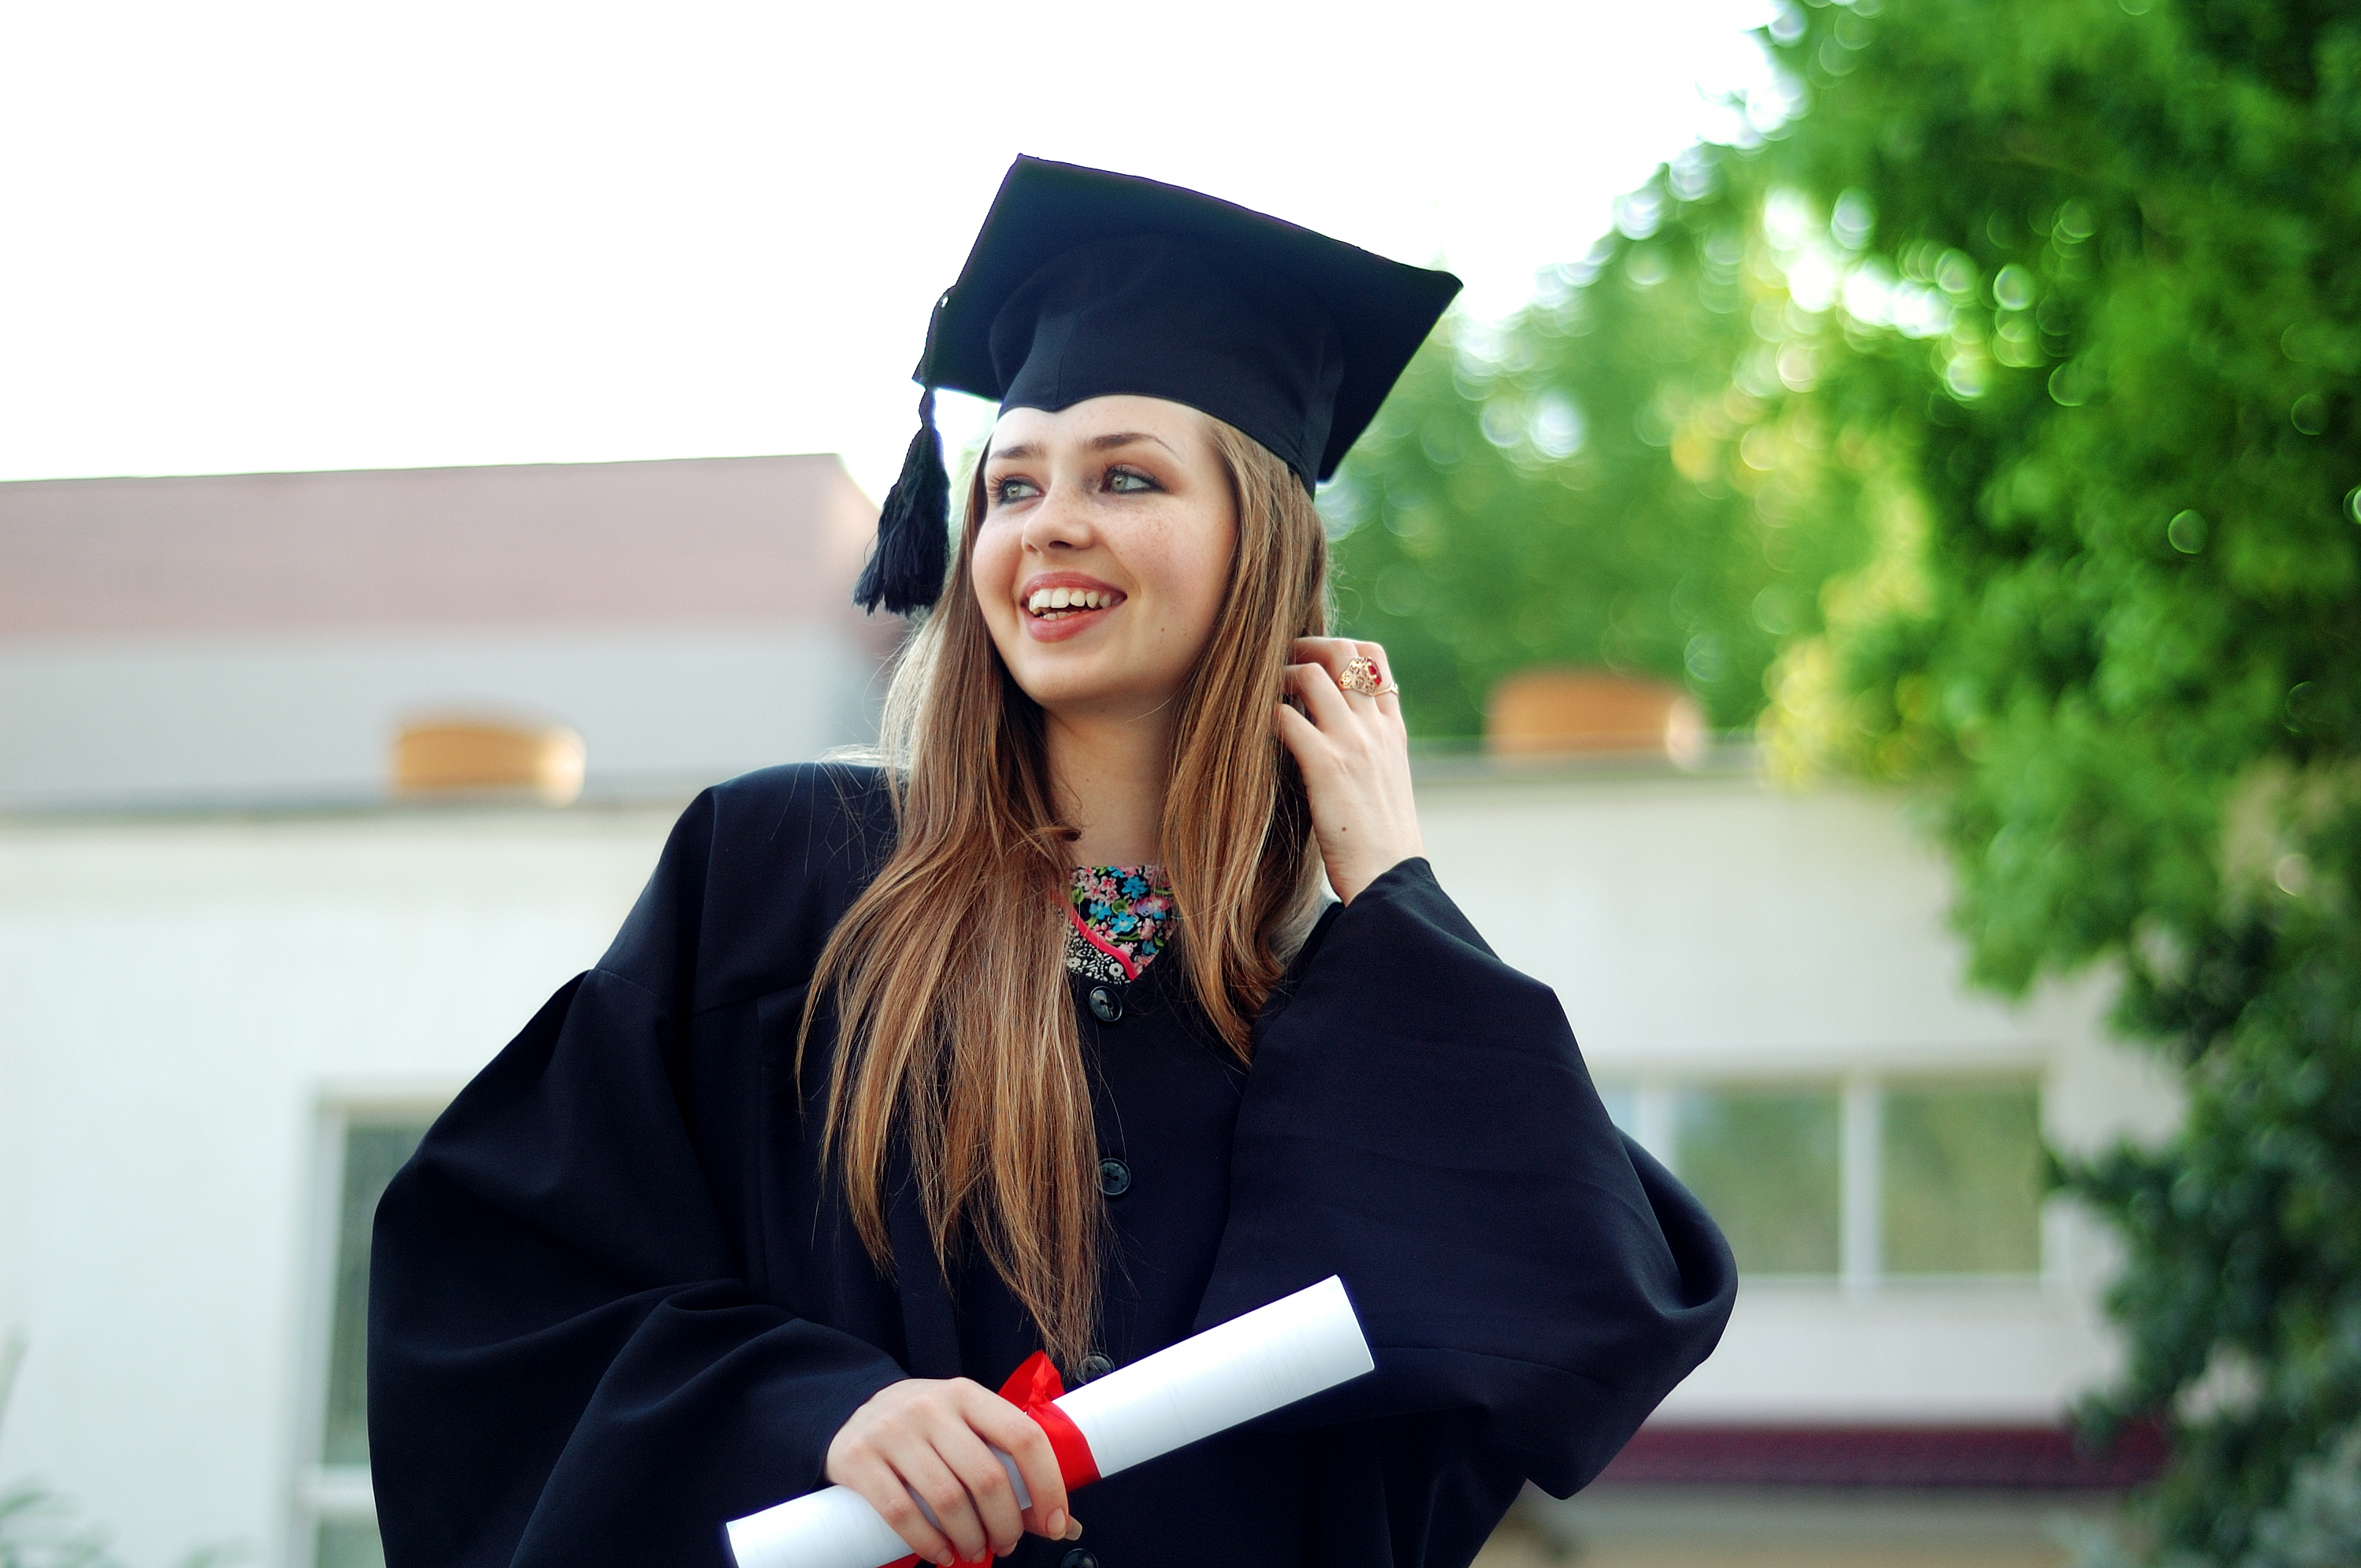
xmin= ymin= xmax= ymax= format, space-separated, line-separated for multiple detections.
xmin=1607 ymin=1067 xmax=2051 ymax=1292
xmin=290 ymin=1092 xmax=452 ymax=1568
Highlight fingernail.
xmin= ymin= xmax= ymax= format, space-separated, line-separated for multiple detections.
xmin=1066 ymin=1519 xmax=1085 ymax=1540
xmin=1045 ymin=1511 xmax=1066 ymax=1536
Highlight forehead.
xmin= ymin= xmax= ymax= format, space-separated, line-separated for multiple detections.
xmin=988 ymin=395 xmax=1215 ymax=455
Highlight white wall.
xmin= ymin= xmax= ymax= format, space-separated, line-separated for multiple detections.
xmin=1416 ymin=769 xmax=2181 ymax=1424
xmin=0 ymin=769 xmax=2183 ymax=1566
xmin=0 ymin=805 xmax=674 ymax=1567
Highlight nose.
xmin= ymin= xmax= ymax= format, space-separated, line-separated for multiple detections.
xmin=1019 ymin=476 xmax=1098 ymax=556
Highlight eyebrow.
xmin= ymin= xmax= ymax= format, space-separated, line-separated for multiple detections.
xmin=985 ymin=431 xmax=1179 ymax=465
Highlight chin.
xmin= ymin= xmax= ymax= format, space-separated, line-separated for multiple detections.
xmin=1012 ymin=668 xmax=1118 ymax=712
xmin=1007 ymin=637 xmax=1105 ymax=688
xmin=1011 ymin=665 xmax=1166 ymax=720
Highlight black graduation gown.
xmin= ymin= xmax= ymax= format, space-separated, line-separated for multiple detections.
xmin=368 ymin=763 xmax=1735 ymax=1568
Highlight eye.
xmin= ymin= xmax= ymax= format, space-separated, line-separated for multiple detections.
xmin=990 ymin=475 xmax=1041 ymax=506
xmin=1104 ymin=466 xmax=1160 ymax=494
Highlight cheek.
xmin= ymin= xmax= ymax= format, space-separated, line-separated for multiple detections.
xmin=969 ymin=521 xmax=1020 ymax=607
xmin=970 ymin=519 xmax=1011 ymax=580
xmin=967 ymin=524 xmax=1030 ymax=664
xmin=1182 ymin=517 xmax=1240 ymax=636
xmin=1137 ymin=513 xmax=1236 ymax=654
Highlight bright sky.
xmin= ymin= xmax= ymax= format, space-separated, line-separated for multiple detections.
xmin=0 ymin=1 xmax=1784 ymax=502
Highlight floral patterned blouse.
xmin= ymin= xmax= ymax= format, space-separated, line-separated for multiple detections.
xmin=1065 ymin=864 xmax=1176 ymax=984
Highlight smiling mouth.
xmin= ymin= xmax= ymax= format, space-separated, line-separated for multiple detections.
xmin=1025 ymin=587 xmax=1119 ymax=619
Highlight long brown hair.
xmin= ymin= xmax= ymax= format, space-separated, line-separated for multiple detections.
xmin=800 ymin=417 xmax=1329 ymax=1367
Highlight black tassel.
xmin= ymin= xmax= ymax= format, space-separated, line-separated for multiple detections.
xmin=854 ymin=384 xmax=952 ymax=615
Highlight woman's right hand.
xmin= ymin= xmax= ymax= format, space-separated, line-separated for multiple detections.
xmin=823 ymin=1377 xmax=1078 ymax=1565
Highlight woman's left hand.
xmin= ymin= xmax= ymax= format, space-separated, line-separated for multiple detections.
xmin=1275 ymin=636 xmax=1424 ymax=904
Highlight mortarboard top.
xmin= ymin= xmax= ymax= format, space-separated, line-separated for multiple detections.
xmin=856 ymin=157 xmax=1461 ymax=615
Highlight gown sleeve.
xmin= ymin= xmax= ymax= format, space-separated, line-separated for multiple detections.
xmin=366 ymin=774 xmax=910 ymax=1568
xmin=1197 ymin=858 xmax=1736 ymax=1542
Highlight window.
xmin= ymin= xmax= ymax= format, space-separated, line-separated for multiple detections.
xmin=299 ymin=1110 xmax=436 ymax=1568
xmin=1882 ymin=1081 xmax=2044 ymax=1276
xmin=1602 ymin=1074 xmax=2044 ymax=1282
xmin=1676 ymin=1087 xmax=1842 ymax=1276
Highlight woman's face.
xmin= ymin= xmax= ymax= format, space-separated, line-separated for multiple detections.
xmin=971 ymin=395 xmax=1238 ymax=723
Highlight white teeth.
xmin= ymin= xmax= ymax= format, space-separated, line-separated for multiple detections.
xmin=1026 ymin=587 xmax=1116 ymax=615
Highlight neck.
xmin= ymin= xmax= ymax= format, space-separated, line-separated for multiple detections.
xmin=1044 ymin=703 xmax=1178 ymax=867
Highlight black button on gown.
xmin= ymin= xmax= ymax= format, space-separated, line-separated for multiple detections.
xmin=367 ymin=764 xmax=1735 ymax=1568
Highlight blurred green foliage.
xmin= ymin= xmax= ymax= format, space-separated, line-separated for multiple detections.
xmin=1332 ymin=0 xmax=2360 ymax=1556
xmin=0 ymin=1476 xmax=236 ymax=1568
xmin=0 ymin=1483 xmax=113 ymax=1568
xmin=2066 ymin=818 xmax=2361 ymax=1566
xmin=1756 ymin=0 xmax=2361 ymax=992
xmin=1323 ymin=163 xmax=1879 ymax=736
xmin=1743 ymin=0 xmax=2361 ymax=1560
xmin=0 ymin=1343 xmax=241 ymax=1568
xmin=0 ymin=1484 xmax=237 ymax=1568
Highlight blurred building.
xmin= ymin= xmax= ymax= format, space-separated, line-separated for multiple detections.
xmin=0 ymin=456 xmax=889 ymax=809
xmin=0 ymin=469 xmax=2178 ymax=1568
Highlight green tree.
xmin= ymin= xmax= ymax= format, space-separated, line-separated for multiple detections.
xmin=1747 ymin=0 xmax=2361 ymax=1559
xmin=1326 ymin=161 xmax=1877 ymax=739
xmin=1335 ymin=0 xmax=2361 ymax=1556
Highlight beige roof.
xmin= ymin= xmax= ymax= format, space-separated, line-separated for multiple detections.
xmin=0 ymin=454 xmax=882 ymax=638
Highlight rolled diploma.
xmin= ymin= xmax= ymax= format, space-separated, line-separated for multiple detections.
xmin=725 ymin=1275 xmax=1372 ymax=1568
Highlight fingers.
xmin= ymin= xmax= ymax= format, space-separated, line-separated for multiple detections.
xmin=1287 ymin=636 xmax=1349 ymax=689
xmin=1275 ymin=638 xmax=1424 ymax=906
xmin=1289 ymin=636 xmax=1392 ymax=689
xmin=1338 ymin=640 xmax=1386 ymax=704
xmin=834 ymin=1449 xmax=959 ymax=1566
xmin=1283 ymin=658 xmax=1358 ymax=732
xmin=1274 ymin=687 xmax=1323 ymax=772
xmin=932 ymin=1422 xmax=1028 ymax=1559
xmin=1283 ymin=661 xmax=1402 ymax=751
xmin=1291 ymin=635 xmax=1375 ymax=665
xmin=1346 ymin=640 xmax=1397 ymax=708
xmin=1288 ymin=637 xmax=1397 ymax=720
xmin=911 ymin=1445 xmax=996 ymax=1568
xmin=825 ymin=1378 xmax=1085 ymax=1566
xmin=967 ymin=1392 xmax=1071 ymax=1542
xmin=1357 ymin=639 xmax=1403 ymax=714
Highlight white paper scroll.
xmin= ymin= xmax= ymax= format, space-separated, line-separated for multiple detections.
xmin=725 ymin=1275 xmax=1372 ymax=1568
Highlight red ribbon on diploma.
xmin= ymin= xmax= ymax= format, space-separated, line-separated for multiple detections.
xmin=887 ymin=1351 xmax=1100 ymax=1568
xmin=997 ymin=1350 xmax=1101 ymax=1490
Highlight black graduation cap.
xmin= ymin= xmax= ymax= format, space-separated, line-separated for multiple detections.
xmin=855 ymin=157 xmax=1463 ymax=614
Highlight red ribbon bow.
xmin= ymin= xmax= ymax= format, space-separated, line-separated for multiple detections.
xmin=888 ymin=1351 xmax=1100 ymax=1568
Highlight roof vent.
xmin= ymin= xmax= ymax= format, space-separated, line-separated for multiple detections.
xmin=392 ymin=719 xmax=585 ymax=805
xmin=1485 ymin=669 xmax=1706 ymax=766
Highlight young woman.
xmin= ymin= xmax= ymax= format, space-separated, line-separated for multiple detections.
xmin=369 ymin=158 xmax=1735 ymax=1568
